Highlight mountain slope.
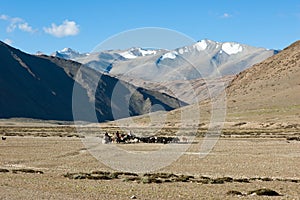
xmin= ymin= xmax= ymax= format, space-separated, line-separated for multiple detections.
xmin=227 ymin=41 xmax=300 ymax=109
xmin=0 ymin=42 xmax=185 ymax=122
xmin=116 ymin=74 xmax=234 ymax=104
xmin=226 ymin=40 xmax=300 ymax=122
xmin=0 ymin=42 xmax=90 ymax=121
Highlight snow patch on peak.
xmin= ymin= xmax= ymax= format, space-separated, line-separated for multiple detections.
xmin=59 ymin=48 xmax=78 ymax=54
xmin=193 ymin=40 xmax=207 ymax=51
xmin=52 ymin=47 xmax=81 ymax=59
xmin=61 ymin=47 xmax=71 ymax=52
xmin=119 ymin=51 xmax=137 ymax=59
xmin=138 ymin=48 xmax=157 ymax=56
xmin=161 ymin=51 xmax=178 ymax=60
xmin=119 ymin=48 xmax=157 ymax=59
xmin=221 ymin=43 xmax=243 ymax=55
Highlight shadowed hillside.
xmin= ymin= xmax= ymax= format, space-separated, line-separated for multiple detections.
xmin=0 ymin=41 xmax=89 ymax=121
xmin=0 ymin=42 xmax=185 ymax=122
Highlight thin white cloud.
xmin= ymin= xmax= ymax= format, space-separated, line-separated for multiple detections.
xmin=43 ymin=20 xmax=79 ymax=38
xmin=0 ymin=14 xmax=36 ymax=33
xmin=18 ymin=22 xmax=35 ymax=33
xmin=6 ymin=17 xmax=22 ymax=32
xmin=6 ymin=23 xmax=17 ymax=32
xmin=221 ymin=13 xmax=232 ymax=18
xmin=0 ymin=14 xmax=8 ymax=20
xmin=3 ymin=38 xmax=13 ymax=45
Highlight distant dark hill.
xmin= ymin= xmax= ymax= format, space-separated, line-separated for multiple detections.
xmin=0 ymin=41 xmax=86 ymax=120
xmin=0 ymin=41 xmax=185 ymax=122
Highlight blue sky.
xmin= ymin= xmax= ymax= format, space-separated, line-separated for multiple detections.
xmin=1 ymin=0 xmax=299 ymax=54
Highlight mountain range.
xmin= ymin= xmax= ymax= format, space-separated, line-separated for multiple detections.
xmin=51 ymin=40 xmax=278 ymax=104
xmin=1 ymin=39 xmax=296 ymax=124
xmin=52 ymin=40 xmax=277 ymax=81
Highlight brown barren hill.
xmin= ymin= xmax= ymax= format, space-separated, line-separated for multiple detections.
xmin=226 ymin=40 xmax=300 ymax=123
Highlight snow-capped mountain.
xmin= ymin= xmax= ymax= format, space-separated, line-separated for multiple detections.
xmin=119 ymin=47 xmax=157 ymax=59
xmin=52 ymin=39 xmax=278 ymax=81
xmin=108 ymin=39 xmax=277 ymax=80
xmin=52 ymin=47 xmax=160 ymax=72
xmin=51 ymin=48 xmax=85 ymax=60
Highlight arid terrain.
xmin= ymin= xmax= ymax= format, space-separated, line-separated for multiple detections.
xmin=0 ymin=120 xmax=299 ymax=199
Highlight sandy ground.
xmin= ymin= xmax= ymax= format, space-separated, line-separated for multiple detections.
xmin=0 ymin=130 xmax=299 ymax=199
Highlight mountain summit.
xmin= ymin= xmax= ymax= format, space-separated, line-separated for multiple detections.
xmin=51 ymin=48 xmax=83 ymax=60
